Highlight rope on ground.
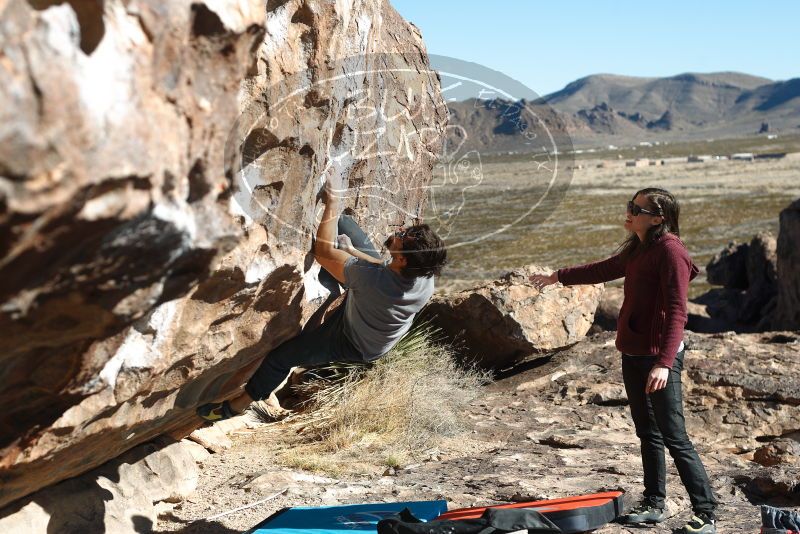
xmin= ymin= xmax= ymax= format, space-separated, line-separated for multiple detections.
xmin=203 ymin=488 xmax=288 ymax=522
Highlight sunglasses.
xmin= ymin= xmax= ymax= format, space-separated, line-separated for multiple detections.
xmin=627 ymin=200 xmax=661 ymax=217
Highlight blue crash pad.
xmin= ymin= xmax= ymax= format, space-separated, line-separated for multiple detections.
xmin=247 ymin=500 xmax=448 ymax=534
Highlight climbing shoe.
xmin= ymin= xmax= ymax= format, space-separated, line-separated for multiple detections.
xmin=196 ymin=400 xmax=237 ymax=422
xmin=681 ymin=512 xmax=716 ymax=533
xmin=619 ymin=500 xmax=666 ymax=524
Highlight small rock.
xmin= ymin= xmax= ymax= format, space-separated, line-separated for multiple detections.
xmin=753 ymin=438 xmax=800 ymax=466
xmin=188 ymin=426 xmax=232 ymax=453
xmin=181 ymin=439 xmax=212 ymax=463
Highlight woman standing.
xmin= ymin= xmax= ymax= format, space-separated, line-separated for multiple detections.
xmin=529 ymin=188 xmax=717 ymax=534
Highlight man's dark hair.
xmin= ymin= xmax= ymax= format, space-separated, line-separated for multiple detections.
xmin=396 ymin=224 xmax=447 ymax=278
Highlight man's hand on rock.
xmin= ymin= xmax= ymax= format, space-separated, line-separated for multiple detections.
xmin=529 ymin=272 xmax=558 ymax=290
xmin=336 ymin=234 xmax=354 ymax=252
xmin=322 ymin=164 xmax=345 ymax=204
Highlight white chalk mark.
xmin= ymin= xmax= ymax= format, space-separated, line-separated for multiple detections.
xmin=440 ymin=81 xmax=463 ymax=92
xmin=203 ymin=488 xmax=288 ymax=522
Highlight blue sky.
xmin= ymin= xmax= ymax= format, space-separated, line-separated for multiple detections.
xmin=392 ymin=0 xmax=799 ymax=96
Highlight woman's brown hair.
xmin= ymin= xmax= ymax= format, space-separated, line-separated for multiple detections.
xmin=617 ymin=187 xmax=681 ymax=262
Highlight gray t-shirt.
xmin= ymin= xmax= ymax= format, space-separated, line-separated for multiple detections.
xmin=342 ymin=257 xmax=435 ymax=360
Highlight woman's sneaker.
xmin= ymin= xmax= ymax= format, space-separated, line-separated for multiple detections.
xmin=619 ymin=500 xmax=666 ymax=524
xmin=682 ymin=512 xmax=716 ymax=533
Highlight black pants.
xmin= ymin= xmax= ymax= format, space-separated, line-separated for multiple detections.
xmin=244 ymin=215 xmax=380 ymax=400
xmin=621 ymin=349 xmax=717 ymax=516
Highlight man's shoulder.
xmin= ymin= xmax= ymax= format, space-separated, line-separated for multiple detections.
xmin=345 ymin=258 xmax=390 ymax=281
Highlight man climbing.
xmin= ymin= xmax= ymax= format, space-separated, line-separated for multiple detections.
xmin=197 ymin=163 xmax=448 ymax=422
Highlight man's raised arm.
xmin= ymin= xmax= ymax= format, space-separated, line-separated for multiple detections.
xmin=313 ymin=165 xmax=352 ymax=283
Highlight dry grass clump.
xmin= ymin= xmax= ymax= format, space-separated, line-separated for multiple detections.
xmin=268 ymin=322 xmax=490 ymax=473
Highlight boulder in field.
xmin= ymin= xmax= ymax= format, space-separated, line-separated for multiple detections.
xmin=694 ymin=231 xmax=779 ymax=331
xmin=420 ymin=265 xmax=603 ymax=369
xmin=706 ymin=241 xmax=749 ymax=289
xmin=740 ymin=232 xmax=778 ymax=324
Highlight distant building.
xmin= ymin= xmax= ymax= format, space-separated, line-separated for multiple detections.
xmin=754 ymin=153 xmax=787 ymax=160
xmin=626 ymin=159 xmax=650 ymax=167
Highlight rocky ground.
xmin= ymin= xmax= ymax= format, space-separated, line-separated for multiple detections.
xmin=155 ymin=330 xmax=800 ymax=533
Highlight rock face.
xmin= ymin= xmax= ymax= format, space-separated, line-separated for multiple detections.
xmin=0 ymin=0 xmax=446 ymax=510
xmin=421 ymin=266 xmax=603 ymax=369
xmin=774 ymin=199 xmax=800 ymax=330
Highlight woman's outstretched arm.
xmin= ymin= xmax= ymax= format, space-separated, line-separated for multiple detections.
xmin=530 ymin=254 xmax=626 ymax=288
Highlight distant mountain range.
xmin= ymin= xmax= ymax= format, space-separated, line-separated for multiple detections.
xmin=445 ymin=72 xmax=800 ymax=152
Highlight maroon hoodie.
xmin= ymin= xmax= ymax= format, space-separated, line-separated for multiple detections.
xmin=557 ymin=233 xmax=699 ymax=369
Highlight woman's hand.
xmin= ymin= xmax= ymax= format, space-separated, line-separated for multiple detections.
xmin=646 ymin=365 xmax=670 ymax=393
xmin=528 ymin=272 xmax=558 ymax=290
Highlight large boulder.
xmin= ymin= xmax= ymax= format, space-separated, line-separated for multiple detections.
xmin=0 ymin=0 xmax=446 ymax=510
xmin=740 ymin=232 xmax=778 ymax=325
xmin=421 ymin=265 xmax=603 ymax=369
xmin=706 ymin=241 xmax=749 ymax=289
xmin=693 ymin=232 xmax=779 ymax=331
xmin=774 ymin=199 xmax=800 ymax=330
